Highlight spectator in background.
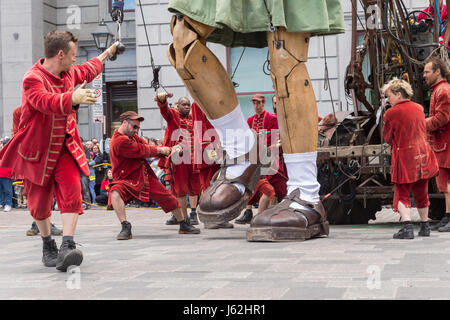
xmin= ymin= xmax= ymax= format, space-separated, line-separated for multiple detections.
xmin=0 ymin=138 xmax=13 ymax=212
xmin=81 ymin=142 xmax=92 ymax=210
xmin=87 ymin=145 xmax=97 ymax=205
xmin=92 ymin=144 xmax=105 ymax=197
xmin=95 ymin=168 xmax=112 ymax=206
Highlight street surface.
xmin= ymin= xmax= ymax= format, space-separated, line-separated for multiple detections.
xmin=1 ymin=206 xmax=450 ymax=300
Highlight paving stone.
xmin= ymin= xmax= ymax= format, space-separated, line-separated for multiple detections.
xmin=2 ymin=208 xmax=450 ymax=299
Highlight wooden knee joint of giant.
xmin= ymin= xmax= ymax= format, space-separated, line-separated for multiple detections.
xmin=168 ymin=15 xmax=237 ymax=119
xmin=268 ymin=29 xmax=318 ymax=153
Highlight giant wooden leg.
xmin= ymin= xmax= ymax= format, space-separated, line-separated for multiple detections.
xmin=166 ymin=15 xmax=261 ymax=224
xmin=247 ymin=29 xmax=329 ymax=242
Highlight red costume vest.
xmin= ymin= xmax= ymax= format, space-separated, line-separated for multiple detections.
xmin=427 ymin=79 xmax=450 ymax=168
xmin=157 ymin=100 xmax=194 ymax=169
xmin=0 ymin=58 xmax=103 ymax=186
xmin=109 ymin=130 xmax=160 ymax=202
xmin=191 ymin=101 xmax=220 ymax=171
xmin=247 ymin=110 xmax=287 ymax=180
xmin=383 ymin=100 xmax=439 ymax=183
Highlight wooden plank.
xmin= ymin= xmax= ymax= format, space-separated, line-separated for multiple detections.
xmin=317 ymin=144 xmax=391 ymax=159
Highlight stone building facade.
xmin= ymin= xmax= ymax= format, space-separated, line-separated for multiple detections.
xmin=0 ymin=0 xmax=429 ymax=141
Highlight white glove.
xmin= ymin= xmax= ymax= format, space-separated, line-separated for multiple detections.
xmin=72 ymin=81 xmax=96 ymax=105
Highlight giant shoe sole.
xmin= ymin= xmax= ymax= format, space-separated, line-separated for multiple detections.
xmin=247 ymin=221 xmax=329 ymax=242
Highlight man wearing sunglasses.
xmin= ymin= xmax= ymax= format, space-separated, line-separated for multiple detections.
xmin=108 ymin=111 xmax=200 ymax=240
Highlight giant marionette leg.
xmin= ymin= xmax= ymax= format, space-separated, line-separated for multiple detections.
xmin=247 ymin=29 xmax=329 ymax=242
xmin=165 ymin=15 xmax=261 ymax=224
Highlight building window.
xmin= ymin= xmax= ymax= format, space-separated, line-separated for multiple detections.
xmin=109 ymin=0 xmax=135 ymax=12
xmin=228 ymin=47 xmax=275 ymax=119
xmin=107 ymin=81 xmax=137 ymax=136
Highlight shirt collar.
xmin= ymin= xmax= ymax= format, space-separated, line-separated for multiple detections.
xmin=431 ymin=79 xmax=447 ymax=91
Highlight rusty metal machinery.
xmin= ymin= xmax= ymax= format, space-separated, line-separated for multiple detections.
xmin=317 ymin=0 xmax=448 ymax=224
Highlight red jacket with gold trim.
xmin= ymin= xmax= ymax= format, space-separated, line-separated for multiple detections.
xmin=156 ymin=100 xmax=194 ymax=169
xmin=383 ymin=100 xmax=439 ymax=183
xmin=109 ymin=130 xmax=160 ymax=202
xmin=426 ymin=79 xmax=450 ymax=168
xmin=0 ymin=58 xmax=103 ymax=186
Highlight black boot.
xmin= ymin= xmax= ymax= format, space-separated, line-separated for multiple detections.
xmin=56 ymin=239 xmax=83 ymax=272
xmin=50 ymin=223 xmax=63 ymax=236
xmin=117 ymin=221 xmax=132 ymax=240
xmin=431 ymin=214 xmax=450 ymax=231
xmin=166 ymin=215 xmax=180 ymax=225
xmin=179 ymin=217 xmax=200 ymax=234
xmin=393 ymin=222 xmax=414 ymax=239
xmin=190 ymin=210 xmax=199 ymax=225
xmin=26 ymin=221 xmax=39 ymax=236
xmin=438 ymin=219 xmax=450 ymax=232
xmin=204 ymin=222 xmax=234 ymax=229
xmin=42 ymin=238 xmax=58 ymax=267
xmin=235 ymin=209 xmax=253 ymax=224
xmin=418 ymin=221 xmax=430 ymax=237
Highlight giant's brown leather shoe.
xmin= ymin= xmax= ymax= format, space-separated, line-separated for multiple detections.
xmin=246 ymin=188 xmax=329 ymax=242
xmin=197 ymin=164 xmax=261 ymax=224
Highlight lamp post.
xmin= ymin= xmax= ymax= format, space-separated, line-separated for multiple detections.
xmin=91 ymin=19 xmax=113 ymax=149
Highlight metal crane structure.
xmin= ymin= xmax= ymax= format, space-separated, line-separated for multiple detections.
xmin=317 ymin=0 xmax=449 ymax=224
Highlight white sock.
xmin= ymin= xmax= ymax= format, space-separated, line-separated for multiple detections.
xmin=284 ymin=152 xmax=321 ymax=210
xmin=209 ymin=106 xmax=255 ymax=195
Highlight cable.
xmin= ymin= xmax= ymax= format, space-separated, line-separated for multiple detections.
xmin=137 ymin=0 xmax=168 ymax=93
xmin=383 ymin=0 xmax=440 ymax=49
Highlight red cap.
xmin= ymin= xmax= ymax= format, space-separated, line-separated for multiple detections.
xmin=119 ymin=111 xmax=144 ymax=122
xmin=251 ymin=93 xmax=265 ymax=101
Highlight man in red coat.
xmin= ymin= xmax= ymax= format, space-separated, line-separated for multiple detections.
xmin=0 ymin=30 xmax=121 ymax=271
xmin=109 ymin=111 xmax=200 ymax=240
xmin=423 ymin=57 xmax=450 ymax=231
xmin=156 ymin=95 xmax=202 ymax=225
xmin=382 ymin=78 xmax=439 ymax=239
xmin=191 ymin=101 xmax=233 ymax=229
xmin=235 ymin=93 xmax=288 ymax=224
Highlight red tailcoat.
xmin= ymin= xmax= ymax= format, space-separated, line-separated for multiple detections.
xmin=426 ymin=79 xmax=450 ymax=168
xmin=383 ymin=100 xmax=439 ymax=184
xmin=157 ymin=100 xmax=194 ymax=169
xmin=0 ymin=58 xmax=103 ymax=186
xmin=247 ymin=110 xmax=278 ymax=145
xmin=247 ymin=110 xmax=288 ymax=181
xmin=191 ymin=101 xmax=220 ymax=171
xmin=109 ymin=130 xmax=160 ymax=202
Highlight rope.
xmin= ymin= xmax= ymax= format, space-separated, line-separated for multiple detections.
xmin=137 ymin=0 xmax=168 ymax=93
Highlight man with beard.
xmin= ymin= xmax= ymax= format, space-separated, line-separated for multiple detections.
xmin=109 ymin=111 xmax=200 ymax=240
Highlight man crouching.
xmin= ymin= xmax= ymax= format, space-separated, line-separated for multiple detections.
xmin=109 ymin=111 xmax=200 ymax=239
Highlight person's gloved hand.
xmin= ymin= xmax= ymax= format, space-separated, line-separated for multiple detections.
xmin=107 ymin=41 xmax=125 ymax=61
xmin=157 ymin=146 xmax=171 ymax=156
xmin=72 ymin=81 xmax=97 ymax=105
xmin=154 ymin=92 xmax=174 ymax=104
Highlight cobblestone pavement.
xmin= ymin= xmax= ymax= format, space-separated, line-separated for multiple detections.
xmin=1 ymin=207 xmax=450 ymax=300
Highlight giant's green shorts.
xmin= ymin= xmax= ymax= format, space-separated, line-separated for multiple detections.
xmin=168 ymin=0 xmax=345 ymax=48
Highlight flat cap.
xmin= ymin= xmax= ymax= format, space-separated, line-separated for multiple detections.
xmin=119 ymin=111 xmax=144 ymax=122
xmin=251 ymin=93 xmax=265 ymax=101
